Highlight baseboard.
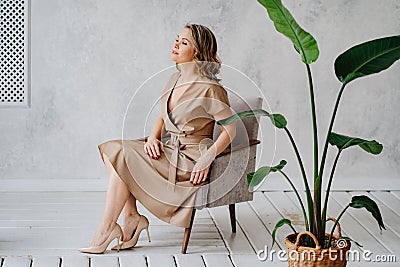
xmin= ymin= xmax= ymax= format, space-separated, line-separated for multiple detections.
xmin=255 ymin=175 xmax=400 ymax=191
xmin=0 ymin=178 xmax=108 ymax=192
xmin=0 ymin=176 xmax=399 ymax=192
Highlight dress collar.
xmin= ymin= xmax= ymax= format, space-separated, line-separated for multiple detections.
xmin=164 ymin=72 xmax=182 ymax=132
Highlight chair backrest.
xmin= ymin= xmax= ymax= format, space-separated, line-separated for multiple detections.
xmin=192 ymin=95 xmax=262 ymax=209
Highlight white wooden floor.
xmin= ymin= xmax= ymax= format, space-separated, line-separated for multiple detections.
xmin=0 ymin=191 xmax=398 ymax=266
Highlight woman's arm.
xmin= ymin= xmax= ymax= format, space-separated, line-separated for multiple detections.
xmin=144 ymin=112 xmax=165 ymax=159
xmin=190 ymin=107 xmax=236 ymax=184
xmin=210 ymin=107 xmax=237 ymax=157
xmin=148 ymin=112 xmax=165 ymax=141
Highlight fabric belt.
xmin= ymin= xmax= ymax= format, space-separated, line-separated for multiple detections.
xmin=166 ymin=131 xmax=212 ymax=192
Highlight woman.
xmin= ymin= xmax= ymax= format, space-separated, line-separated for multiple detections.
xmin=80 ymin=23 xmax=236 ymax=254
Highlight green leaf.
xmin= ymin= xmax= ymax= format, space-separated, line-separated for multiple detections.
xmin=271 ymin=218 xmax=296 ymax=248
xmin=217 ymin=109 xmax=287 ymax=129
xmin=335 ymin=35 xmax=400 ymax=84
xmin=350 ymin=195 xmax=386 ymax=233
xmin=247 ymin=172 xmax=255 ymax=186
xmin=341 ymin=236 xmax=363 ymax=248
xmin=329 ymin=132 xmax=383 ymax=154
xmin=248 ymin=160 xmax=287 ymax=187
xmin=270 ymin=114 xmax=287 ymax=128
xmin=217 ymin=109 xmax=270 ymax=126
xmin=257 ymin=0 xmax=319 ymax=64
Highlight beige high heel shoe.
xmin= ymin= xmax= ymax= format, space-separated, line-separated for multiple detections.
xmin=79 ymin=223 xmax=123 ymax=254
xmin=111 ymin=215 xmax=151 ymax=250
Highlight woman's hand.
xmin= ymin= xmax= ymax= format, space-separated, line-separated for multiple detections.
xmin=144 ymin=137 xmax=165 ymax=160
xmin=190 ymin=144 xmax=216 ymax=185
xmin=190 ymin=164 xmax=210 ymax=185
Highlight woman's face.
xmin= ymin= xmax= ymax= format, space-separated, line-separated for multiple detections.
xmin=171 ymin=27 xmax=195 ymax=64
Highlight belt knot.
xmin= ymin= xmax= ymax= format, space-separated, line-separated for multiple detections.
xmin=167 ymin=132 xmax=186 ymax=191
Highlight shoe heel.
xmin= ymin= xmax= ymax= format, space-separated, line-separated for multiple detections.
xmin=146 ymin=227 xmax=151 ymax=242
xmin=116 ymin=237 xmax=120 ymax=252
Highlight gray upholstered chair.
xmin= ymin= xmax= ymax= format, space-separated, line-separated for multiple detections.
xmin=181 ymin=95 xmax=262 ymax=254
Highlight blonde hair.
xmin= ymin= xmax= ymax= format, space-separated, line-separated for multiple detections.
xmin=176 ymin=23 xmax=222 ymax=83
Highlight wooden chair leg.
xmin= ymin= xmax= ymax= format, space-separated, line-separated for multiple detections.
xmin=182 ymin=208 xmax=196 ymax=254
xmin=229 ymin=203 xmax=236 ymax=233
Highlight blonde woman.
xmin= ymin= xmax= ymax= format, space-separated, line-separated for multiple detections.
xmin=80 ymin=23 xmax=236 ymax=254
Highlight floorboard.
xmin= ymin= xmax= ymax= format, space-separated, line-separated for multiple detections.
xmin=118 ymin=254 xmax=147 ymax=267
xmin=2 ymin=256 xmax=31 ymax=267
xmin=202 ymin=254 xmax=233 ymax=267
xmin=207 ymin=206 xmax=254 ymax=254
xmin=61 ymin=255 xmax=89 ymax=267
xmin=174 ymin=254 xmax=205 ymax=267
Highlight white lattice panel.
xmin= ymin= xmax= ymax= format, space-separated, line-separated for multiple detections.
xmin=0 ymin=0 xmax=30 ymax=107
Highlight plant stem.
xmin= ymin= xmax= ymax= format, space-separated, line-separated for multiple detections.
xmin=318 ymin=83 xmax=346 ymax=193
xmin=327 ymin=204 xmax=350 ymax=248
xmin=279 ymin=170 xmax=309 ymax=230
xmin=289 ymin=223 xmax=298 ymax=235
xmin=306 ymin=64 xmax=319 ymax=186
xmin=316 ymin=83 xmax=346 ymax=245
xmin=321 ymin=149 xmax=342 ymax=239
xmin=283 ymin=127 xmax=313 ymax=232
xmin=305 ymin=64 xmax=320 ymax=240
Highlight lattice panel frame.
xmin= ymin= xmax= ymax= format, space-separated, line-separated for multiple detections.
xmin=0 ymin=0 xmax=30 ymax=107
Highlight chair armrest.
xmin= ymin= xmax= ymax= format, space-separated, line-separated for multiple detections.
xmin=216 ymin=139 xmax=261 ymax=158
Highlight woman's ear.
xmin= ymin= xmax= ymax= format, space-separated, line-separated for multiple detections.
xmin=194 ymin=49 xmax=200 ymax=59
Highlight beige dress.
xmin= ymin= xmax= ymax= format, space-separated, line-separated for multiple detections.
xmin=98 ymin=71 xmax=230 ymax=228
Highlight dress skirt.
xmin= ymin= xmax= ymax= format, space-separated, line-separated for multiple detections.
xmin=98 ymin=138 xmax=207 ymax=228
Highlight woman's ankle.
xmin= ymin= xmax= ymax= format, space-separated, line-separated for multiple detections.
xmin=91 ymin=221 xmax=117 ymax=246
xmin=125 ymin=212 xmax=140 ymax=220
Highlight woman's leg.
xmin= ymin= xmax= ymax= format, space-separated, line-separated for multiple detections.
xmin=121 ymin=194 xmax=142 ymax=242
xmin=90 ymin=154 xmax=130 ymax=246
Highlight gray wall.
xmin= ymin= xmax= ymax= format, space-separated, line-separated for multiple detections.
xmin=0 ymin=0 xmax=399 ymax=188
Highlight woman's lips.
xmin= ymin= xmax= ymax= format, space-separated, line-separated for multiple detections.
xmin=172 ymin=50 xmax=179 ymax=55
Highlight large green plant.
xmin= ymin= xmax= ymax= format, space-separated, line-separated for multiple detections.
xmin=218 ymin=0 xmax=400 ymax=249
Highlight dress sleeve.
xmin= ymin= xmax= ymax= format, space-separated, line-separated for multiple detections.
xmin=205 ymin=85 xmax=230 ymax=117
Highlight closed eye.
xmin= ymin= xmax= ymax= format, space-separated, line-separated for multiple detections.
xmin=175 ymin=39 xmax=188 ymax=45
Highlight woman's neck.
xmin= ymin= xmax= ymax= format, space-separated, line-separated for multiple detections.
xmin=178 ymin=62 xmax=198 ymax=83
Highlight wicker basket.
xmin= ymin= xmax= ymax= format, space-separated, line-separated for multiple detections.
xmin=285 ymin=218 xmax=351 ymax=267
